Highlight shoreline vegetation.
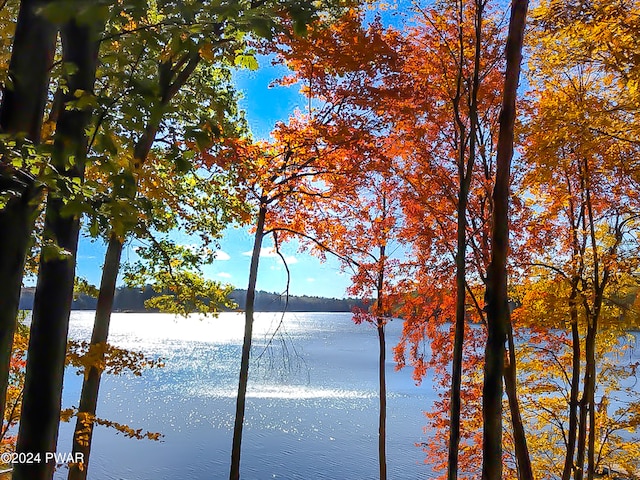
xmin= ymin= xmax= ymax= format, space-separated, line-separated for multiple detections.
xmin=18 ymin=287 xmax=368 ymax=313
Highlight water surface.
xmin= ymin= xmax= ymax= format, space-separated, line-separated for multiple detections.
xmin=54 ymin=312 xmax=437 ymax=479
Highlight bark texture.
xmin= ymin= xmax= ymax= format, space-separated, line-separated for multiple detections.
xmin=0 ymin=0 xmax=56 ymax=424
xmin=481 ymin=1 xmax=528 ymax=478
xmin=504 ymin=319 xmax=533 ymax=480
xmin=13 ymin=14 xmax=102 ymax=480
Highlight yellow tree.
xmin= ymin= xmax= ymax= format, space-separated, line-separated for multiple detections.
xmin=512 ymin=273 xmax=640 ymax=479
xmin=520 ymin=18 xmax=640 ymax=477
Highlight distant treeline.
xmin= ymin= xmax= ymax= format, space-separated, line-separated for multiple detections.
xmin=18 ymin=286 xmax=368 ymax=313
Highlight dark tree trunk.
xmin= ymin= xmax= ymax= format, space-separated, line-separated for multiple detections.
xmin=0 ymin=0 xmax=56 ymax=424
xmin=562 ymin=286 xmax=581 ymax=480
xmin=585 ymin=321 xmax=597 ymax=480
xmin=377 ymin=244 xmax=387 ymax=480
xmin=481 ymin=1 xmax=528 ymax=479
xmin=575 ymin=321 xmax=596 ymax=480
xmin=230 ymin=203 xmax=267 ymax=480
xmin=13 ymin=14 xmax=102 ymax=480
xmin=377 ymin=322 xmax=387 ymax=480
xmin=0 ymin=0 xmax=56 ymax=140
xmin=575 ymin=290 xmax=605 ymax=480
xmin=448 ymin=3 xmax=482 ymax=476
xmin=449 ymin=182 xmax=468 ymax=480
xmin=67 ymin=234 xmax=123 ymax=480
xmin=584 ymin=174 xmax=602 ymax=480
xmin=504 ymin=319 xmax=533 ymax=480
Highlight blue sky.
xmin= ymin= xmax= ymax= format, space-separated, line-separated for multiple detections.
xmin=75 ymin=56 xmax=354 ymax=299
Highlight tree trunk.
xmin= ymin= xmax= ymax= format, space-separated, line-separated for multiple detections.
xmin=481 ymin=1 xmax=528 ymax=479
xmin=66 ymin=47 xmax=199 ymax=480
xmin=13 ymin=15 xmax=102 ymax=480
xmin=230 ymin=203 xmax=267 ymax=480
xmin=584 ymin=171 xmax=602 ymax=480
xmin=504 ymin=319 xmax=532 ymax=480
xmin=562 ymin=287 xmax=581 ymax=480
xmin=0 ymin=0 xmax=56 ymax=425
xmin=585 ymin=321 xmax=596 ymax=480
xmin=67 ymin=234 xmax=123 ymax=480
xmin=449 ymin=187 xmax=468 ymax=480
xmin=377 ymin=322 xmax=387 ymax=480
xmin=575 ymin=321 xmax=595 ymax=480
xmin=377 ymin=244 xmax=387 ymax=480
xmin=448 ymin=2 xmax=482 ymax=476
xmin=0 ymin=0 xmax=56 ymax=140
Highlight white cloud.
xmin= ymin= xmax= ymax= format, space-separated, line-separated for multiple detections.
xmin=306 ymin=277 xmax=315 ymax=282
xmin=217 ymin=272 xmax=232 ymax=278
xmin=178 ymin=244 xmax=227 ymax=262
xmin=212 ymin=250 xmax=231 ymax=261
xmin=241 ymin=247 xmax=278 ymax=257
xmin=242 ymin=247 xmax=298 ymax=265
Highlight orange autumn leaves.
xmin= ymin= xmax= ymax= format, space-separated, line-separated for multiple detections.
xmin=194 ymin=1 xmax=640 ymax=478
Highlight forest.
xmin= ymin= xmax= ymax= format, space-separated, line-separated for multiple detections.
xmin=1 ymin=0 xmax=640 ymax=479
xmin=17 ymin=286 xmax=367 ymax=312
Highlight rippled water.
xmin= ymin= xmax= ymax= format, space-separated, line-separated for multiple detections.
xmin=53 ymin=312 xmax=437 ymax=479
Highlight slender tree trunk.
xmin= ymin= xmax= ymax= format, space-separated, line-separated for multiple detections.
xmin=13 ymin=15 xmax=102 ymax=480
xmin=66 ymin=107 xmax=166 ymax=479
xmin=562 ymin=287 xmax=581 ymax=480
xmin=230 ymin=203 xmax=267 ymax=480
xmin=575 ymin=321 xmax=595 ymax=480
xmin=449 ymin=188 xmax=468 ymax=480
xmin=66 ymin=48 xmax=198 ymax=480
xmin=67 ymin=234 xmax=123 ymax=480
xmin=481 ymin=1 xmax=528 ymax=479
xmin=448 ymin=2 xmax=482 ymax=476
xmin=377 ymin=322 xmax=387 ymax=480
xmin=575 ymin=387 xmax=587 ymax=480
xmin=584 ymin=302 xmax=608 ymax=480
xmin=482 ymin=309 xmax=507 ymax=480
xmin=575 ymin=283 xmax=605 ymax=480
xmin=504 ymin=318 xmax=533 ymax=480
xmin=377 ymin=244 xmax=387 ymax=480
xmin=585 ymin=321 xmax=596 ymax=480
xmin=0 ymin=0 xmax=56 ymax=424
xmin=563 ymin=178 xmax=585 ymax=480
xmin=583 ymin=297 xmax=602 ymax=480
xmin=583 ymin=171 xmax=602 ymax=480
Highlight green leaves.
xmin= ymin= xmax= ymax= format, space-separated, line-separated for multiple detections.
xmin=74 ymin=277 xmax=100 ymax=299
xmin=123 ymin=238 xmax=236 ymax=316
xmin=234 ymin=52 xmax=259 ymax=70
xmin=41 ymin=242 xmax=73 ymax=263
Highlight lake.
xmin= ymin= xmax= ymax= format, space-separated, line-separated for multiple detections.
xmin=53 ymin=312 xmax=438 ymax=479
